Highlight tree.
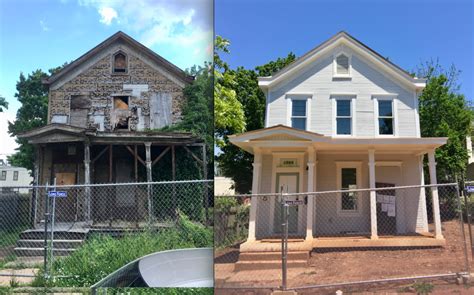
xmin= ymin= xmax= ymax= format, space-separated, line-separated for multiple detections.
xmin=216 ymin=45 xmax=296 ymax=193
xmin=0 ymin=95 xmax=8 ymax=112
xmin=214 ymin=36 xmax=245 ymax=147
xmin=416 ymin=60 xmax=472 ymax=182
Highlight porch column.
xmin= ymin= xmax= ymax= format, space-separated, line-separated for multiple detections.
xmin=248 ymin=148 xmax=262 ymax=241
xmin=306 ymin=146 xmax=316 ymax=240
xmin=368 ymin=149 xmax=378 ymax=239
xmin=84 ymin=141 xmax=91 ymax=223
xmin=428 ymin=150 xmax=443 ymax=239
xmin=145 ymin=143 xmax=153 ymax=223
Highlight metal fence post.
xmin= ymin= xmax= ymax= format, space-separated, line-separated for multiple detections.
xmin=461 ymin=184 xmax=474 ymax=258
xmin=455 ymin=183 xmax=471 ymax=274
xmin=50 ymin=178 xmax=57 ymax=278
xmin=43 ymin=182 xmax=49 ymax=279
xmin=280 ymin=187 xmax=288 ymax=291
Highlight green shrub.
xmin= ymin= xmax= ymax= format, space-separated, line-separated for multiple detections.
xmin=40 ymin=213 xmax=211 ymax=287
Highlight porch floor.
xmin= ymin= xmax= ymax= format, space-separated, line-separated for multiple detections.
xmin=241 ymin=233 xmax=445 ymax=252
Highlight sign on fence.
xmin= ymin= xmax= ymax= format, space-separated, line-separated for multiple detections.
xmin=283 ymin=200 xmax=305 ymax=206
xmin=48 ymin=191 xmax=67 ymax=198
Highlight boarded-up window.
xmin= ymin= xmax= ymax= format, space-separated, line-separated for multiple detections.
xmin=113 ymin=53 xmax=127 ymax=73
xmin=70 ymin=95 xmax=91 ymax=128
xmin=336 ymin=54 xmax=349 ymax=75
xmin=149 ymin=92 xmax=172 ymax=129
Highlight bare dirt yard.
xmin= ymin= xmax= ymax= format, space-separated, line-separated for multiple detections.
xmin=215 ymin=220 xmax=473 ymax=290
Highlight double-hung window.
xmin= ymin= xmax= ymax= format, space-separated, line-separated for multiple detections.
xmin=291 ymin=100 xmax=307 ymax=130
xmin=378 ymin=100 xmax=394 ymax=135
xmin=336 ymin=100 xmax=352 ymax=135
xmin=0 ymin=171 xmax=6 ymax=181
xmin=13 ymin=171 xmax=19 ymax=181
xmin=337 ymin=162 xmax=361 ymax=215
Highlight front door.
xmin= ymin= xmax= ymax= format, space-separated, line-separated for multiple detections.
xmin=376 ymin=182 xmax=397 ymax=235
xmin=54 ymin=172 xmax=77 ymax=222
xmin=274 ymin=173 xmax=300 ymax=235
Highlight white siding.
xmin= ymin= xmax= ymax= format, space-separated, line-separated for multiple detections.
xmin=266 ymin=45 xmax=419 ymax=137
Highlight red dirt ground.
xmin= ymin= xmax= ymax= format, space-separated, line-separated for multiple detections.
xmin=215 ymin=220 xmax=473 ymax=290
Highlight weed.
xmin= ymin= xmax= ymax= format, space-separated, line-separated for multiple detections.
xmin=9 ymin=278 xmax=19 ymax=288
xmin=413 ymin=281 xmax=434 ymax=294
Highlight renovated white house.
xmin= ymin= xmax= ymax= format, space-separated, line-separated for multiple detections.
xmin=230 ymin=32 xmax=447 ymax=249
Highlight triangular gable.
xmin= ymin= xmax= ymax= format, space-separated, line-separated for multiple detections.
xmin=18 ymin=124 xmax=87 ymax=143
xmin=258 ymin=31 xmax=425 ymax=90
xmin=229 ymin=124 xmax=327 ymax=143
xmin=43 ymin=31 xmax=193 ymax=88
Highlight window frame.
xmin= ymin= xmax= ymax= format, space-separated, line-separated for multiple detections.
xmin=112 ymin=51 xmax=128 ymax=75
xmin=332 ymin=95 xmax=356 ymax=136
xmin=286 ymin=94 xmax=312 ymax=131
xmin=374 ymin=95 xmax=398 ymax=137
xmin=336 ymin=161 xmax=362 ymax=217
xmin=13 ymin=171 xmax=19 ymax=181
xmin=0 ymin=171 xmax=6 ymax=181
xmin=333 ymin=52 xmax=352 ymax=78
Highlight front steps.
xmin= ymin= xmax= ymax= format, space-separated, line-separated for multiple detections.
xmin=235 ymin=251 xmax=310 ymax=271
xmin=14 ymin=230 xmax=87 ymax=257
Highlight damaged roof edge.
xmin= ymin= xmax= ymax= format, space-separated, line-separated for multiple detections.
xmin=42 ymin=31 xmax=194 ymax=87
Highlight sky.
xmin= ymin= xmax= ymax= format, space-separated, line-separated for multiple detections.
xmin=216 ymin=0 xmax=474 ymax=99
xmin=0 ymin=0 xmax=213 ymax=157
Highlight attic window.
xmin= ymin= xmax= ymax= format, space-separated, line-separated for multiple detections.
xmin=334 ymin=53 xmax=351 ymax=77
xmin=113 ymin=52 xmax=127 ymax=73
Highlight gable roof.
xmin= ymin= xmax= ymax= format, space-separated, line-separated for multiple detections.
xmin=258 ymin=31 xmax=426 ymax=90
xmin=43 ymin=31 xmax=194 ymax=86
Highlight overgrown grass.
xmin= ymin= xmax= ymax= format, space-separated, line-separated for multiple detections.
xmin=33 ymin=213 xmax=212 ymax=287
xmin=0 ymin=226 xmax=28 ymax=248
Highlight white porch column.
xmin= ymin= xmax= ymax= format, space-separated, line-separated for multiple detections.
xmin=248 ymin=148 xmax=262 ymax=241
xmin=368 ymin=149 xmax=378 ymax=239
xmin=428 ymin=150 xmax=444 ymax=239
xmin=306 ymin=146 xmax=316 ymax=240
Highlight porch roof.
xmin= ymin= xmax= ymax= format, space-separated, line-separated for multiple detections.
xmin=18 ymin=123 xmax=202 ymax=145
xmin=229 ymin=125 xmax=447 ymax=154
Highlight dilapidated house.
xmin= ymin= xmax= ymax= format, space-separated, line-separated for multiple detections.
xmin=19 ymin=31 xmax=207 ymax=225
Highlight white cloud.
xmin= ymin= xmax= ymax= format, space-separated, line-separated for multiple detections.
xmin=0 ymin=111 xmax=18 ymax=157
xmin=39 ymin=20 xmax=50 ymax=31
xmin=98 ymin=7 xmax=118 ymax=25
xmin=76 ymin=0 xmax=213 ymax=62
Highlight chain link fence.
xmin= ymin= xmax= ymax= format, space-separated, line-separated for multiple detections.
xmin=0 ymin=180 xmax=213 ymax=288
xmin=215 ymin=183 xmax=471 ymax=291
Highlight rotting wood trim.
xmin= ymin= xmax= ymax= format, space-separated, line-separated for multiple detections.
xmin=91 ymin=146 xmax=109 ymax=163
xmin=183 ymin=146 xmax=203 ymax=165
xmin=125 ymin=145 xmax=146 ymax=166
xmin=152 ymin=146 xmax=171 ymax=166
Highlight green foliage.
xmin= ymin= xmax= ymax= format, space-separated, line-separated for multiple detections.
xmin=216 ymin=41 xmax=296 ymax=193
xmin=214 ymin=36 xmax=245 ymax=147
xmin=0 ymin=95 xmax=8 ymax=112
xmin=215 ymin=197 xmax=249 ymax=248
xmin=417 ymin=61 xmax=473 ymax=182
xmin=7 ymin=66 xmax=64 ymax=171
xmin=40 ymin=213 xmax=211 ymax=287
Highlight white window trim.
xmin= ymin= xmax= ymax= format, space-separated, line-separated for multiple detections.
xmin=286 ymin=94 xmax=313 ymax=130
xmin=332 ymin=96 xmax=356 ymax=137
xmin=336 ymin=161 xmax=362 ymax=217
xmin=373 ymin=95 xmax=398 ymax=137
xmin=333 ymin=52 xmax=352 ymax=79
xmin=13 ymin=171 xmax=19 ymax=181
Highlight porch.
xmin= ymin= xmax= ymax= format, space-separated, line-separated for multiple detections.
xmin=228 ymin=125 xmax=448 ymax=246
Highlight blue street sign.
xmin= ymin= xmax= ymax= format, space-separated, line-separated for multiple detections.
xmin=466 ymin=186 xmax=474 ymax=193
xmin=48 ymin=191 xmax=67 ymax=198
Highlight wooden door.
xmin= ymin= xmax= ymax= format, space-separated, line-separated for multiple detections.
xmin=54 ymin=172 xmax=77 ymax=222
xmin=376 ymin=182 xmax=397 ymax=235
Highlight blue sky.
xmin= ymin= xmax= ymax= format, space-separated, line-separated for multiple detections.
xmin=216 ymin=0 xmax=473 ymax=101
xmin=0 ymin=0 xmax=213 ymax=156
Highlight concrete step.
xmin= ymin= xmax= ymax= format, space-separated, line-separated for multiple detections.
xmin=235 ymin=259 xmax=308 ymax=271
xmin=238 ymin=251 xmax=309 ymax=261
xmin=14 ymin=247 xmax=76 ymax=257
xmin=19 ymin=231 xmax=86 ymax=240
xmin=16 ymin=239 xmax=83 ymax=249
